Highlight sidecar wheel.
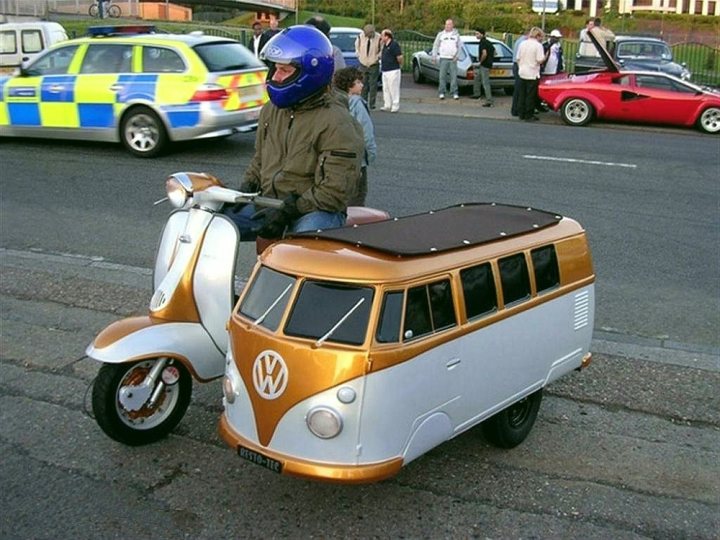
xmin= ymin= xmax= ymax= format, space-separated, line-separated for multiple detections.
xmin=482 ymin=389 xmax=542 ymax=449
xmin=92 ymin=359 xmax=191 ymax=446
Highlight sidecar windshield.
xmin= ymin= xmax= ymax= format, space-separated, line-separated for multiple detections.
xmin=285 ymin=281 xmax=374 ymax=346
xmin=240 ymin=266 xmax=296 ymax=331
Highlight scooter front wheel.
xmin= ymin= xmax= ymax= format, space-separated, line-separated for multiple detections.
xmin=92 ymin=359 xmax=191 ymax=446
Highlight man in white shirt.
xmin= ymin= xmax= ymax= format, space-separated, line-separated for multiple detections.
xmin=516 ymin=27 xmax=546 ymax=121
xmin=431 ymin=18 xmax=461 ymax=100
xmin=249 ymin=22 xmax=266 ymax=59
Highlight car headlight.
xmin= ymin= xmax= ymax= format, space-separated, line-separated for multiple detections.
xmin=166 ymin=173 xmax=193 ymax=208
xmin=306 ymin=406 xmax=343 ymax=439
xmin=681 ymin=69 xmax=691 ymax=81
xmin=223 ymin=375 xmax=236 ymax=404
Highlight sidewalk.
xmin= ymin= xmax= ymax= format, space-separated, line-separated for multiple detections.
xmin=384 ymin=73 xmax=562 ymax=125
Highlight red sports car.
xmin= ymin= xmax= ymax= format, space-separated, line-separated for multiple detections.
xmin=538 ymin=30 xmax=720 ymax=134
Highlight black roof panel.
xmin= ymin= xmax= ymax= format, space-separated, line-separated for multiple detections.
xmin=291 ymin=203 xmax=563 ymax=256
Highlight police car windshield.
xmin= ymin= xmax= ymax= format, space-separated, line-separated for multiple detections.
xmin=194 ymin=42 xmax=263 ymax=72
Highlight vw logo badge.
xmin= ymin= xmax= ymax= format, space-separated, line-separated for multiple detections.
xmin=252 ymin=350 xmax=288 ymax=400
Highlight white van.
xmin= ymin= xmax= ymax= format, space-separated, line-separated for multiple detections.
xmin=0 ymin=21 xmax=68 ymax=72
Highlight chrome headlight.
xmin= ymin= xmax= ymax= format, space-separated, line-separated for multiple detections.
xmin=166 ymin=173 xmax=194 ymax=208
xmin=681 ymin=69 xmax=691 ymax=81
xmin=306 ymin=406 xmax=343 ymax=439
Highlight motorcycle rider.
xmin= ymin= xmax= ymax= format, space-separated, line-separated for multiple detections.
xmin=225 ymin=25 xmax=364 ymax=240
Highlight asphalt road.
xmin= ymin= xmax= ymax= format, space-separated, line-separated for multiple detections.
xmin=1 ymin=110 xmax=719 ymax=538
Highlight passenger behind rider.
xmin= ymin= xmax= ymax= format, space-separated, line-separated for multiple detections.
xmin=224 ymin=25 xmax=364 ymax=240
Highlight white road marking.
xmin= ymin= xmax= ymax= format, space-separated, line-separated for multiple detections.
xmin=524 ymin=155 xmax=637 ymax=168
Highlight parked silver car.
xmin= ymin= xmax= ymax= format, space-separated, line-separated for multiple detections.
xmin=411 ymin=36 xmax=514 ymax=95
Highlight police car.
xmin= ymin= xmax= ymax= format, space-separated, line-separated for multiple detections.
xmin=0 ymin=25 xmax=268 ymax=157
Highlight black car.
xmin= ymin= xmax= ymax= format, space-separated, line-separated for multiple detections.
xmin=575 ymin=35 xmax=691 ymax=81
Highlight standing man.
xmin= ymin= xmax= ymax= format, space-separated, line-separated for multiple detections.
xmin=431 ymin=18 xmax=461 ymax=100
xmin=262 ymin=14 xmax=281 ymax=42
xmin=472 ymin=28 xmax=494 ymax=107
xmin=516 ymin=27 xmax=546 ymax=122
xmin=355 ymin=24 xmax=382 ymax=110
xmin=248 ymin=21 xmax=267 ymax=59
xmin=511 ymin=28 xmax=528 ymax=116
xmin=542 ymin=29 xmax=564 ymax=75
xmin=380 ymin=29 xmax=403 ymax=113
xmin=592 ymin=17 xmax=615 ymax=53
xmin=577 ymin=18 xmax=596 ymax=57
xmin=227 ymin=26 xmax=364 ymax=239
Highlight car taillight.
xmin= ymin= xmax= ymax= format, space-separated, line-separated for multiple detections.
xmin=191 ymin=84 xmax=228 ymax=102
xmin=466 ymin=66 xmax=475 ymax=80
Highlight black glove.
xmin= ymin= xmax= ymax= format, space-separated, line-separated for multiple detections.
xmin=257 ymin=194 xmax=301 ymax=239
xmin=238 ymin=180 xmax=259 ymax=194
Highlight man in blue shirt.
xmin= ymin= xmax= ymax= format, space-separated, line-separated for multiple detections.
xmin=380 ymin=29 xmax=403 ymax=112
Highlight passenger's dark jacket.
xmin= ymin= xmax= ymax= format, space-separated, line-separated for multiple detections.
xmin=243 ymin=90 xmax=364 ymax=214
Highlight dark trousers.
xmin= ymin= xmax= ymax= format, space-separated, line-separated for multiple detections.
xmin=511 ymin=63 xmax=520 ymax=116
xmin=517 ymin=78 xmax=539 ymax=120
xmin=360 ymin=63 xmax=380 ymax=109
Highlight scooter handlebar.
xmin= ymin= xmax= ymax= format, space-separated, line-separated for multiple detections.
xmin=195 ymin=186 xmax=284 ymax=209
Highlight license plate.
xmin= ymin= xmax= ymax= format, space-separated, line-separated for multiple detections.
xmin=490 ymin=69 xmax=509 ymax=77
xmin=238 ymin=445 xmax=283 ymax=474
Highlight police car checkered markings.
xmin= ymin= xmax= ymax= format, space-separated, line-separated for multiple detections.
xmin=0 ymin=28 xmax=269 ymax=155
xmin=237 ymin=445 xmax=283 ymax=473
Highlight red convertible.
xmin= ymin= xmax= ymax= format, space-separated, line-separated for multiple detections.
xmin=538 ymin=30 xmax=720 ymax=134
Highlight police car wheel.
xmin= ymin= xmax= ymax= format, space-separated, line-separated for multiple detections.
xmin=121 ymin=107 xmax=168 ymax=158
xmin=482 ymin=389 xmax=542 ymax=449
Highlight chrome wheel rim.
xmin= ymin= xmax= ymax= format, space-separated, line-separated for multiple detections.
xmin=125 ymin=113 xmax=159 ymax=153
xmin=565 ymin=99 xmax=590 ymax=124
xmin=115 ymin=360 xmax=179 ymax=430
xmin=700 ymin=108 xmax=720 ymax=134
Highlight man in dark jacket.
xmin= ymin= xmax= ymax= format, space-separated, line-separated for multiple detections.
xmin=226 ymin=26 xmax=364 ymax=240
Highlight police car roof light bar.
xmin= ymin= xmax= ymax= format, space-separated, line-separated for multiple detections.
xmin=88 ymin=25 xmax=158 ymax=37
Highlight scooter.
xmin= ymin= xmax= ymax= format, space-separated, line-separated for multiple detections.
xmin=86 ymin=171 xmax=389 ymax=446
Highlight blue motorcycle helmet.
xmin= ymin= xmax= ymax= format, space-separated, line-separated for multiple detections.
xmin=261 ymin=25 xmax=334 ymax=109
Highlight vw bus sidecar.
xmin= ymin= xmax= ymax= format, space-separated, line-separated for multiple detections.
xmin=219 ymin=203 xmax=595 ymax=483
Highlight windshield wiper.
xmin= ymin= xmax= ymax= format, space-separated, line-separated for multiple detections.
xmin=314 ymin=298 xmax=365 ymax=348
xmin=253 ymin=283 xmax=293 ymax=326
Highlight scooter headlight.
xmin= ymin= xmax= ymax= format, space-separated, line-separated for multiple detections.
xmin=166 ymin=174 xmax=193 ymax=208
xmin=306 ymin=406 xmax=343 ymax=439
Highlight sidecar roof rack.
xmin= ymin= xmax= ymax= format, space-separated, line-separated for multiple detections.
xmin=292 ymin=203 xmax=563 ymax=256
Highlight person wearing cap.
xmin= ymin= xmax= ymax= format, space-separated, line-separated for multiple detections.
xmin=542 ymin=29 xmax=564 ymax=76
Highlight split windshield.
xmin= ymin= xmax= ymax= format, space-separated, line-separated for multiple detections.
xmin=240 ymin=266 xmax=374 ymax=345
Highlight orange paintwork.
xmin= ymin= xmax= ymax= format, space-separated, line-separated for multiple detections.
xmin=228 ymin=321 xmax=368 ymax=446
xmin=262 ymin=218 xmax=587 ymax=284
xmin=228 ymin=220 xmax=595 ymax=452
xmin=150 ymin=226 xmax=208 ymax=323
xmin=219 ymin=414 xmax=403 ymax=484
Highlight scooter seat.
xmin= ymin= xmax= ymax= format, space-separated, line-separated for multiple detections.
xmin=256 ymin=206 xmax=390 ymax=254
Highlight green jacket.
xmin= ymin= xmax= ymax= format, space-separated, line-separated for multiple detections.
xmin=243 ymin=90 xmax=364 ymax=215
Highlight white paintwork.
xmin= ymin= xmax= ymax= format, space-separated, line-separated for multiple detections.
xmin=225 ymin=285 xmax=594 ymax=467
xmin=193 ymin=215 xmax=238 ymax=349
xmin=86 ymin=321 xmax=225 ymax=380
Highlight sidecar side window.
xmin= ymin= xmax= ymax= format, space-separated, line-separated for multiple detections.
xmin=239 ymin=266 xmax=296 ymax=331
xmin=376 ymin=291 xmax=403 ymax=343
xmin=460 ymin=262 xmax=497 ymax=320
xmin=403 ymin=279 xmax=456 ymax=341
xmin=499 ymin=253 xmax=531 ymax=306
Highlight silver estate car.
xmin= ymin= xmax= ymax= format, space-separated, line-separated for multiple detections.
xmin=411 ymin=36 xmax=514 ymax=95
